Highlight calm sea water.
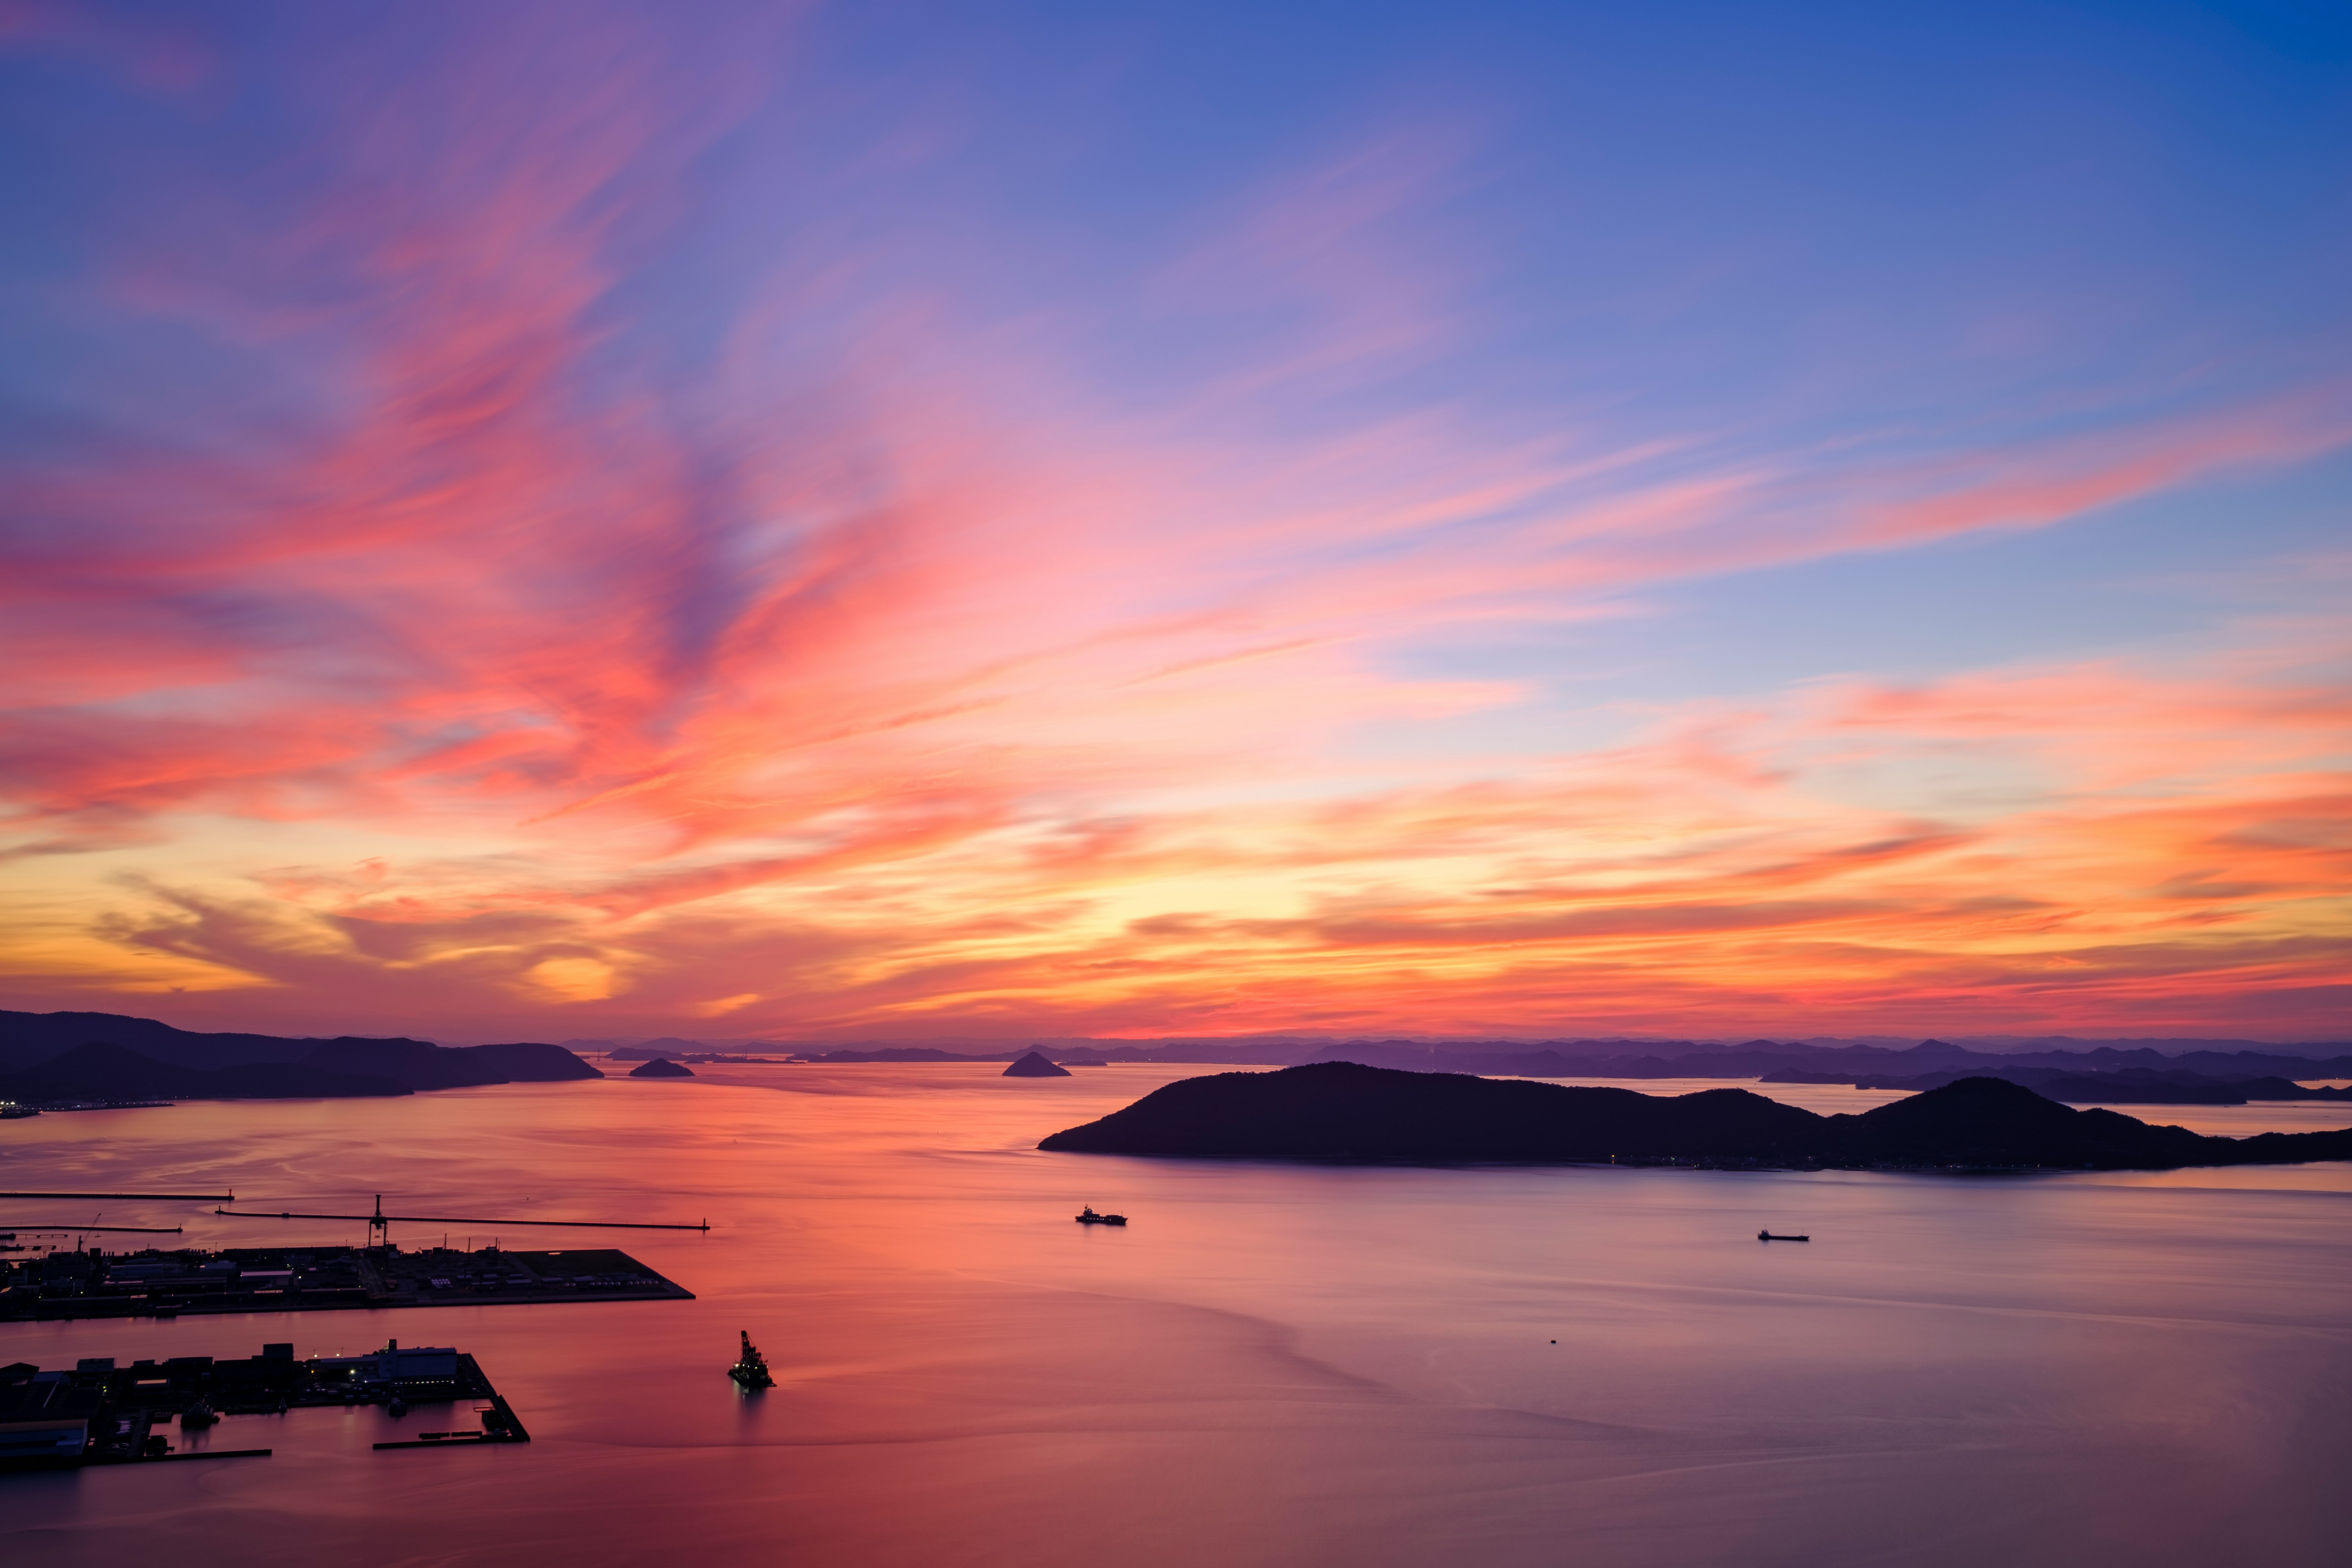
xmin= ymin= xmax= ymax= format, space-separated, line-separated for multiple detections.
xmin=3 ymin=1065 xmax=2348 ymax=1567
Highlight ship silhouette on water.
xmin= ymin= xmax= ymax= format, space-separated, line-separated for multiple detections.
xmin=729 ymin=1331 xmax=774 ymax=1389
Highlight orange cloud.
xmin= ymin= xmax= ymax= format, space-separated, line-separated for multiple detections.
xmin=12 ymin=640 xmax=2341 ymax=1040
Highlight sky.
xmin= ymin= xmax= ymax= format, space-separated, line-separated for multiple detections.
xmin=2 ymin=0 xmax=2348 ymax=1043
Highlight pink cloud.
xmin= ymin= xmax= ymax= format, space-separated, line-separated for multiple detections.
xmin=4 ymin=7 xmax=2348 ymax=1039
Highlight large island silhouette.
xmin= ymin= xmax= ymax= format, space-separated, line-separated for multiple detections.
xmin=1037 ymin=1062 xmax=2352 ymax=1170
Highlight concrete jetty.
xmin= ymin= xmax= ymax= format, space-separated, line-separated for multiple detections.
xmin=2 ymin=1242 xmax=693 ymax=1323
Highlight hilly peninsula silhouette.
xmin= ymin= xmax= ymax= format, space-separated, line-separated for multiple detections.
xmin=0 ymin=1009 xmax=603 ymax=1093
xmin=0 ymin=1042 xmax=412 ymax=1104
xmin=1036 ymin=1062 xmax=2352 ymax=1171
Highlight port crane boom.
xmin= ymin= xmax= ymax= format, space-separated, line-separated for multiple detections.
xmin=213 ymin=1194 xmax=710 ymax=1245
xmin=1 ymin=1191 xmax=234 ymax=1201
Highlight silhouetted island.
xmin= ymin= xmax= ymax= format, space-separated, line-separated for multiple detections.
xmin=1036 ymin=1063 xmax=2352 ymax=1171
xmin=1004 ymin=1050 xmax=1072 ymax=1078
xmin=629 ymin=1058 xmax=695 ymax=1078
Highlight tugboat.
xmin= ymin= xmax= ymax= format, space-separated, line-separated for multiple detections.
xmin=1756 ymin=1230 xmax=1810 ymax=1242
xmin=728 ymin=1331 xmax=775 ymax=1389
xmin=1074 ymin=1206 xmax=1127 ymax=1227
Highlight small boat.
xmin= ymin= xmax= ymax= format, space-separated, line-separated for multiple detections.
xmin=1074 ymin=1206 xmax=1127 ymax=1226
xmin=387 ymin=1396 xmax=407 ymax=1417
xmin=1757 ymin=1231 xmax=1810 ymax=1242
xmin=179 ymin=1399 xmax=217 ymax=1428
xmin=729 ymin=1330 xmax=775 ymax=1389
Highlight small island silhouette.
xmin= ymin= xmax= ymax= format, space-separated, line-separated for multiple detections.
xmin=1037 ymin=1063 xmax=2352 ymax=1171
xmin=629 ymin=1058 xmax=695 ymax=1078
xmin=1004 ymin=1050 xmax=1072 ymax=1078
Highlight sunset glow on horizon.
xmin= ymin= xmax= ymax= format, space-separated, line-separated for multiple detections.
xmin=5 ymin=2 xmax=2348 ymax=1042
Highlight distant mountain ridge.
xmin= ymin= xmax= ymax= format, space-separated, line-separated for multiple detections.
xmin=0 ymin=1011 xmax=602 ymax=1096
xmin=1291 ymin=1038 xmax=2352 ymax=1081
xmin=1038 ymin=1064 xmax=2352 ymax=1171
xmin=708 ymin=1035 xmax=2352 ymax=1074
xmin=1761 ymin=1064 xmax=2352 ymax=1104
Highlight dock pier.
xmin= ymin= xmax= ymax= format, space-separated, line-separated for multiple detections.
xmin=3 ymin=1240 xmax=694 ymax=1322
xmin=1 ymin=1339 xmax=531 ymax=1469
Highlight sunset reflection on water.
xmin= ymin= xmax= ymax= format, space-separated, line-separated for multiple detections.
xmin=2 ymin=1066 xmax=2347 ymax=1567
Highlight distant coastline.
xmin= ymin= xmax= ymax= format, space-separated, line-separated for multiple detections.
xmin=7 ymin=1008 xmax=2347 ymax=1117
